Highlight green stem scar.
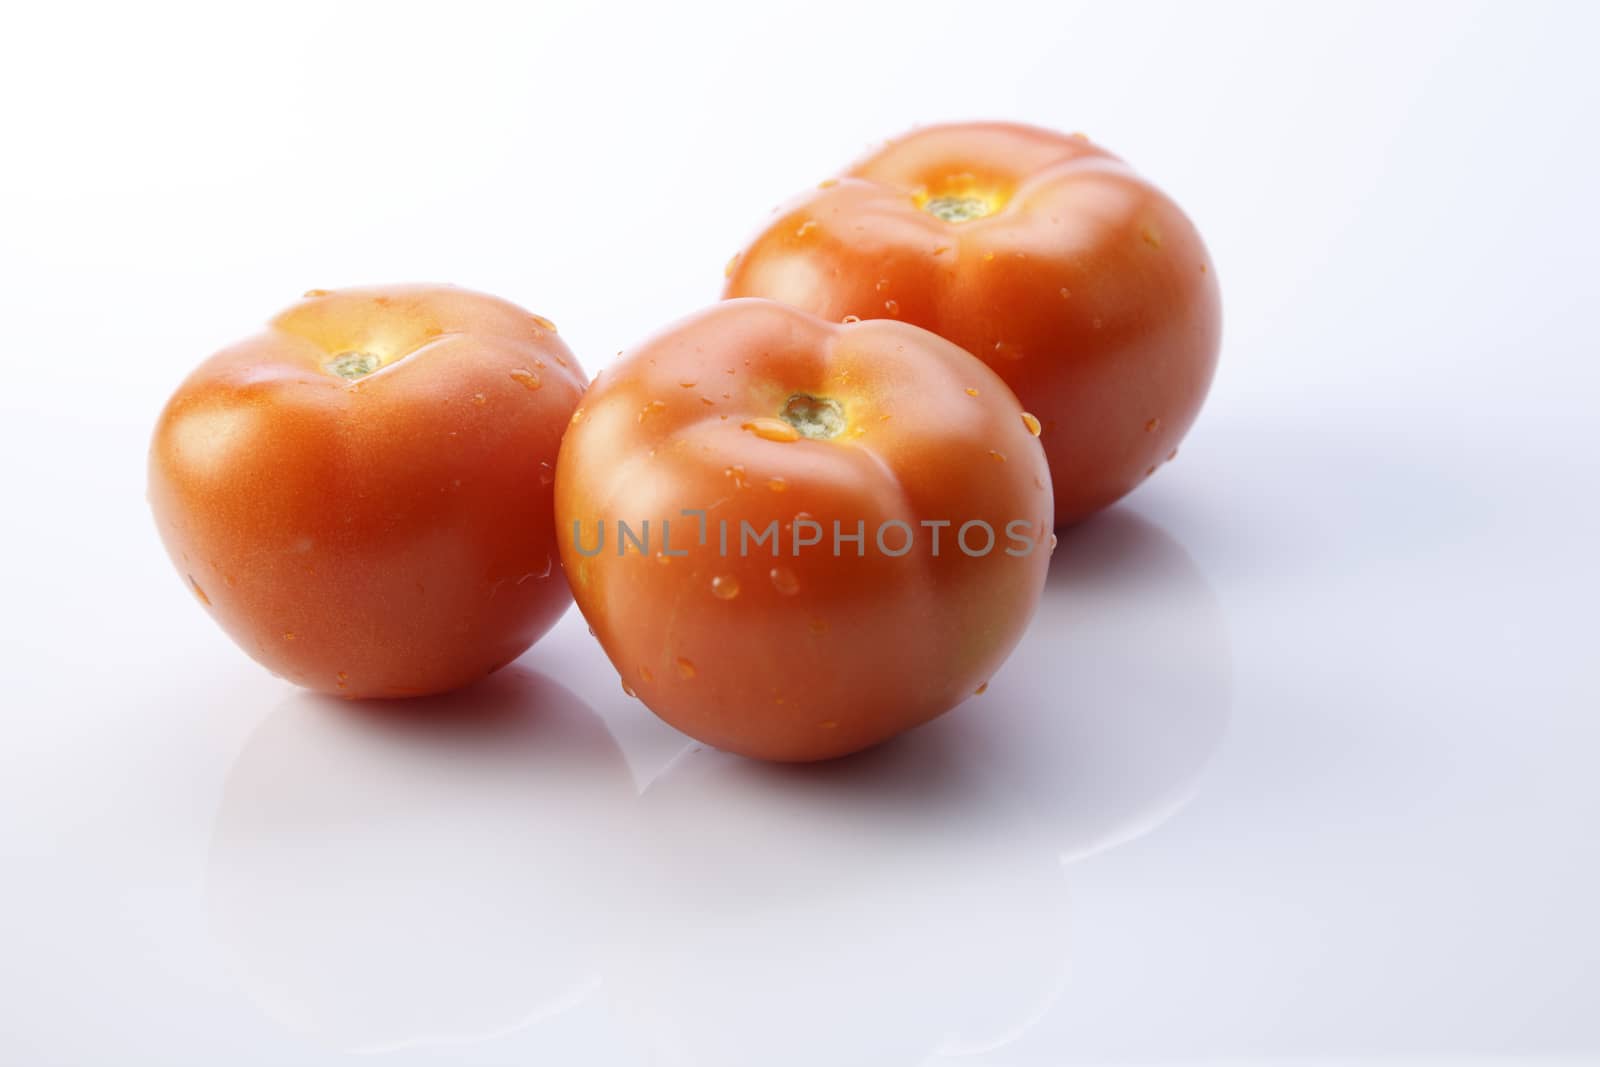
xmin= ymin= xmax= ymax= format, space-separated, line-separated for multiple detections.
xmin=781 ymin=393 xmax=846 ymax=439
xmin=325 ymin=351 xmax=381 ymax=380
xmin=923 ymin=196 xmax=991 ymax=223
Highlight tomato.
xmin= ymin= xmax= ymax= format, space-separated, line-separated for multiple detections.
xmin=149 ymin=284 xmax=586 ymax=698
xmin=554 ymin=298 xmax=1053 ymax=761
xmin=724 ymin=121 xmax=1221 ymax=526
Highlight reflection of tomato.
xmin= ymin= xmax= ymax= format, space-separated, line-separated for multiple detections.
xmin=149 ymin=285 xmax=586 ymax=697
xmin=724 ymin=121 xmax=1221 ymax=526
xmin=555 ymin=298 xmax=1053 ymax=761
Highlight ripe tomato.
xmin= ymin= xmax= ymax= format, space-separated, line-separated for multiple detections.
xmin=149 ymin=285 xmax=586 ymax=698
xmin=555 ymin=298 xmax=1053 ymax=761
xmin=724 ymin=121 xmax=1221 ymax=526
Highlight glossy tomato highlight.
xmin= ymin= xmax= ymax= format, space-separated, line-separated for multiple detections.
xmin=149 ymin=285 xmax=586 ymax=698
xmin=724 ymin=121 xmax=1221 ymax=526
xmin=555 ymin=299 xmax=1053 ymax=762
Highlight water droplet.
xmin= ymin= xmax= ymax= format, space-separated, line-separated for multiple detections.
xmin=538 ymin=461 xmax=554 ymax=486
xmin=711 ymin=574 xmax=740 ymax=600
xmin=724 ymin=464 xmax=748 ymax=488
xmin=510 ymin=368 xmax=542 ymax=390
xmin=336 ymin=671 xmax=348 ymax=689
xmin=932 ymin=245 xmax=951 ymax=256
xmin=1021 ymin=412 xmax=1042 ymax=436
xmin=884 ymin=299 xmax=900 ymax=315
xmin=1145 ymin=465 xmax=1157 ymax=476
xmin=974 ymin=682 xmax=989 ymax=695
xmin=1059 ymin=287 xmax=1072 ymax=299
xmin=471 ymin=392 xmax=487 ymax=406
xmin=742 ymin=417 xmax=800 ymax=443
xmin=1049 ymin=533 xmax=1059 ymax=551
xmin=965 ymin=387 xmax=980 ymax=397
xmin=640 ymin=666 xmax=654 ymax=682
xmin=1145 ymin=417 xmax=1161 ymax=433
xmin=282 ymin=632 xmax=297 ymax=641
xmin=767 ymin=476 xmax=787 ymax=492
xmin=993 ymin=340 xmax=1023 ymax=360
xmin=1199 ymin=262 xmax=1209 ymax=274
xmin=639 ymin=399 xmax=667 ymax=422
xmin=875 ymin=278 xmax=891 ymax=293
xmin=676 ymin=657 xmax=697 ymax=680
xmin=817 ymin=177 xmax=839 ymax=189
xmin=770 ymin=567 xmax=800 ymax=596
xmin=570 ymin=407 xmax=585 ymax=424
xmin=678 ymin=379 xmax=697 ymax=388
xmin=724 ymin=252 xmax=741 ymax=278
xmin=302 ymin=288 xmax=331 ymax=298
xmin=1167 ymin=448 xmax=1178 ymax=461
xmin=795 ymin=219 xmax=819 ymax=238
xmin=988 ymin=449 xmax=1007 ymax=462
xmin=621 ymin=679 xmax=637 ymax=698
xmin=982 ymin=251 xmax=996 ymax=262
xmin=188 ymin=575 xmax=210 ymax=606
xmin=842 ymin=314 xmax=861 ymax=324
xmin=530 ymin=314 xmax=558 ymax=332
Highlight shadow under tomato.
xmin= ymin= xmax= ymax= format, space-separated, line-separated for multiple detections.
xmin=206 ymin=665 xmax=636 ymax=1055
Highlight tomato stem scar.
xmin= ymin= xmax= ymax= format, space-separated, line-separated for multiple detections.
xmin=923 ymin=196 xmax=991 ymax=223
xmin=780 ymin=393 xmax=846 ymax=439
xmin=324 ymin=351 xmax=381 ymax=380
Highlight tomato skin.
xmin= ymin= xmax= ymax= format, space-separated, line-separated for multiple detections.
xmin=724 ymin=121 xmax=1221 ymax=527
xmin=149 ymin=285 xmax=586 ymax=698
xmin=555 ymin=299 xmax=1053 ymax=762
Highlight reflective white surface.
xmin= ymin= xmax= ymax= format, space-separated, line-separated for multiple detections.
xmin=2 ymin=1 xmax=1598 ymax=1063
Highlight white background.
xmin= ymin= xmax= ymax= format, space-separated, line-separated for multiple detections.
xmin=2 ymin=1 xmax=1598 ymax=1063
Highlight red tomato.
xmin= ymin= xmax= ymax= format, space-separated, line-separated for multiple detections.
xmin=148 ymin=285 xmax=586 ymax=697
xmin=724 ymin=121 xmax=1221 ymax=526
xmin=555 ymin=298 xmax=1053 ymax=761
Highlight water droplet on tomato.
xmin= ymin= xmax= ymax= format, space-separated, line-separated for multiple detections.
xmin=743 ymin=417 xmax=800 ymax=443
xmin=1020 ymin=412 xmax=1041 ymax=436
xmin=770 ymin=567 xmax=800 ymax=596
xmin=676 ymin=657 xmax=697 ymax=680
xmin=711 ymin=575 xmax=740 ymax=600
xmin=510 ymin=368 xmax=542 ymax=390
